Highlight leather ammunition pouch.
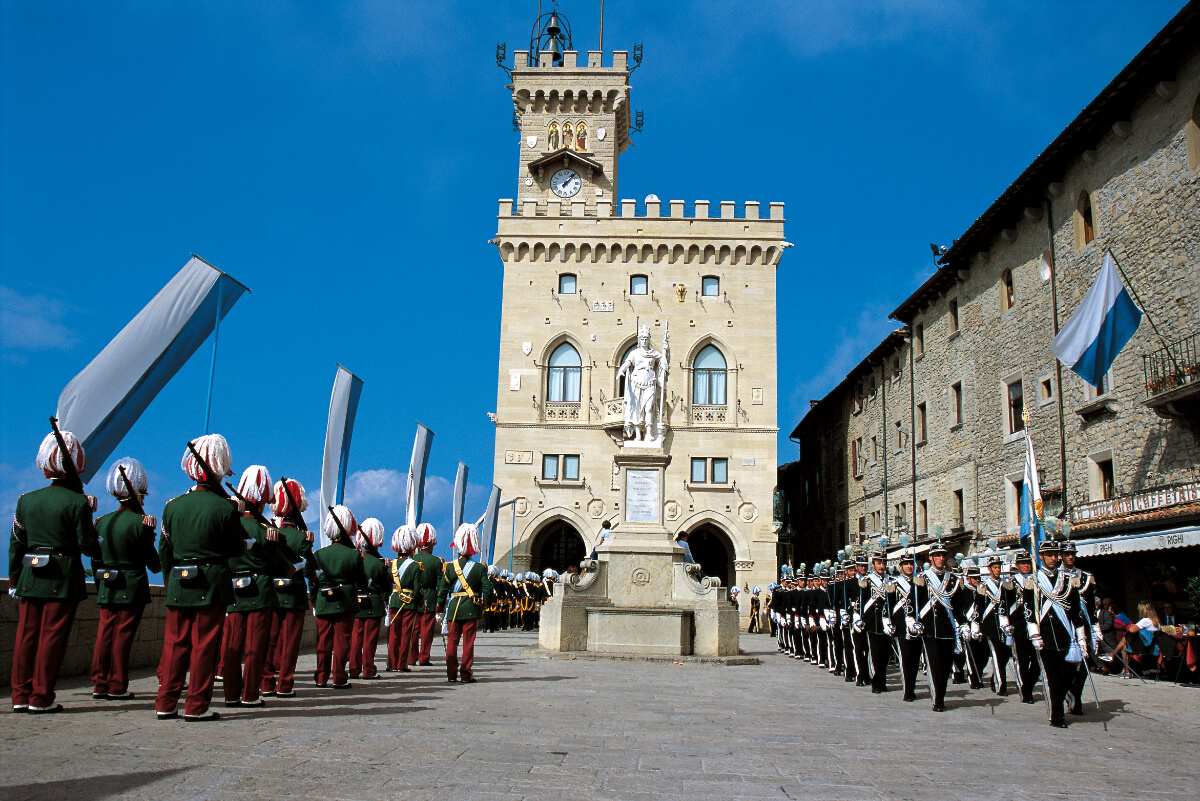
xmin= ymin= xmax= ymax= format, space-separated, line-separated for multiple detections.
xmin=273 ymin=577 xmax=293 ymax=588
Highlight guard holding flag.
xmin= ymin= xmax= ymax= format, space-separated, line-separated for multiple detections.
xmin=413 ymin=523 xmax=443 ymax=667
xmin=156 ymin=434 xmax=245 ymax=721
xmin=10 ymin=429 xmax=100 ymax=714
xmin=261 ymin=478 xmax=315 ymax=698
xmin=91 ymin=458 xmax=161 ymax=701
xmin=311 ymin=505 xmax=368 ymax=689
xmin=1021 ymin=541 xmax=1087 ymax=728
xmin=349 ymin=518 xmax=389 ymax=680
xmin=437 ymin=523 xmax=495 ymax=683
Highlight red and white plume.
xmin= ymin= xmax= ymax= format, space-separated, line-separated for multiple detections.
xmin=236 ymin=465 xmax=273 ymax=505
xmin=391 ymin=524 xmax=418 ymax=555
xmin=271 ymin=478 xmax=308 ymax=519
xmin=358 ymin=517 xmax=385 ymax=550
xmin=181 ymin=433 xmax=232 ymax=483
xmin=454 ymin=523 xmax=480 ymax=558
xmin=37 ymin=430 xmax=85 ymax=478
xmin=416 ymin=522 xmax=437 ymax=548
xmin=323 ymin=504 xmax=358 ymax=543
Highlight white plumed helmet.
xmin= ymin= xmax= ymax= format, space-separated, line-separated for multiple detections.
xmin=105 ymin=457 xmax=148 ymax=499
xmin=416 ymin=522 xmax=437 ymax=548
xmin=391 ymin=524 xmax=418 ymax=554
xmin=181 ymin=434 xmax=232 ymax=482
xmin=357 ymin=517 xmax=385 ymax=550
xmin=236 ymin=465 xmax=273 ymax=505
xmin=37 ymin=430 xmax=85 ymax=478
xmin=271 ymin=478 xmax=308 ymax=519
xmin=323 ymin=504 xmax=358 ymax=543
xmin=454 ymin=523 xmax=480 ymax=557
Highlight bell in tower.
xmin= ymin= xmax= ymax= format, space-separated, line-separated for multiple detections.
xmin=529 ymin=8 xmax=571 ymax=66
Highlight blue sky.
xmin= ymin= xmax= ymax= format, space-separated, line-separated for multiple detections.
xmin=1 ymin=1 xmax=1185 ymax=569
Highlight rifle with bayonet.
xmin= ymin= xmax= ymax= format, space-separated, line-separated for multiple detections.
xmin=49 ymin=416 xmax=85 ymax=495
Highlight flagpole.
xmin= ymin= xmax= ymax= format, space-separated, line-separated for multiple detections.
xmin=203 ymin=278 xmax=222 ymax=434
xmin=1044 ymin=199 xmax=1069 ymax=514
xmin=1106 ymin=249 xmax=1181 ymax=373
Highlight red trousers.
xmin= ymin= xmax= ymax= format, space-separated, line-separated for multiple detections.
xmin=417 ymin=612 xmax=436 ymax=664
xmin=349 ymin=616 xmax=382 ymax=678
xmin=261 ymin=607 xmax=306 ymax=695
xmin=91 ymin=605 xmax=145 ymax=696
xmin=446 ymin=619 xmax=478 ymax=681
xmin=391 ymin=609 xmax=418 ymax=670
xmin=156 ymin=605 xmax=226 ymax=716
xmin=10 ymin=598 xmax=78 ymax=709
xmin=222 ymin=608 xmax=270 ymax=703
xmin=314 ymin=612 xmax=354 ymax=686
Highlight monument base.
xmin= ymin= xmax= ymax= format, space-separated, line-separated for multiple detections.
xmin=538 ymin=533 xmax=740 ymax=658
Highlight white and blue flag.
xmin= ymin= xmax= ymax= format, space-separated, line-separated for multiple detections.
xmin=320 ymin=365 xmax=363 ymax=545
xmin=1050 ymin=252 xmax=1142 ymax=387
xmin=1020 ymin=434 xmax=1047 ymax=568
xmin=56 ymin=256 xmax=248 ymax=482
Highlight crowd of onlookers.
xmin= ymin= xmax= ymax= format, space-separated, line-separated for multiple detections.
xmin=1096 ymin=597 xmax=1197 ymax=683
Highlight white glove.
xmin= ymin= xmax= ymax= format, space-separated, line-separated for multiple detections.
xmin=959 ymin=624 xmax=971 ymax=641
xmin=807 ymin=616 xmax=816 ymax=628
xmin=999 ymin=614 xmax=1010 ymax=631
xmin=1093 ymin=631 xmax=1103 ymax=650
xmin=840 ymin=611 xmax=850 ymax=626
xmin=7 ymin=588 xmax=16 ymax=598
xmin=1031 ymin=634 xmax=1044 ymax=650
xmin=971 ymin=622 xmax=983 ymax=641
xmin=825 ymin=609 xmax=836 ymax=625
xmin=1076 ymin=628 xmax=1089 ymax=654
xmin=436 ymin=612 xmax=445 ymax=625
xmin=906 ymin=617 xmax=922 ymax=637
xmin=883 ymin=618 xmax=895 ymax=637
xmin=819 ymin=617 xmax=828 ymax=632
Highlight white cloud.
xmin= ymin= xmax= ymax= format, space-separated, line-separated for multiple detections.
xmin=789 ymin=303 xmax=899 ymax=415
xmin=0 ymin=285 xmax=78 ymax=361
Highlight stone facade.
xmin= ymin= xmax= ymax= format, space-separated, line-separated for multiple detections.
xmin=490 ymin=50 xmax=787 ymax=618
xmin=783 ymin=10 xmax=1200 ymax=567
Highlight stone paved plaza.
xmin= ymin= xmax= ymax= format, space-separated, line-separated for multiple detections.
xmin=1 ymin=631 xmax=1196 ymax=801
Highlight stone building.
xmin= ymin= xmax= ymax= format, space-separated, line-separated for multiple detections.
xmin=782 ymin=4 xmax=1200 ymax=610
xmin=489 ymin=29 xmax=787 ymax=612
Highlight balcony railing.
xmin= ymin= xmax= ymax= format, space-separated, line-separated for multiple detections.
xmin=544 ymin=402 xmax=581 ymax=421
xmin=1143 ymin=330 xmax=1200 ymax=399
xmin=691 ymin=404 xmax=728 ymax=423
xmin=1069 ymin=479 xmax=1200 ymax=529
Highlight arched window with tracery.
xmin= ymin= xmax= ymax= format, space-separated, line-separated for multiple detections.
xmin=692 ymin=345 xmax=727 ymax=406
xmin=548 ymin=342 xmax=582 ymax=403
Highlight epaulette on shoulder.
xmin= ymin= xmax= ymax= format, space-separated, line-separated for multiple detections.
xmin=858 ymin=577 xmax=869 ymax=588
xmin=975 ymin=583 xmax=987 ymax=596
xmin=1022 ymin=576 xmax=1037 ymax=591
xmin=1000 ymin=578 xmax=1015 ymax=590
xmin=914 ymin=574 xmax=926 ymax=587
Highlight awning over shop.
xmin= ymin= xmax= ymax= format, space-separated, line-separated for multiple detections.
xmin=1074 ymin=525 xmax=1200 ymax=558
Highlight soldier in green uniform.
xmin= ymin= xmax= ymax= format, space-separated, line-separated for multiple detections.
xmin=349 ymin=517 xmax=389 ymax=680
xmin=413 ymin=523 xmax=443 ymax=667
xmin=156 ymin=433 xmax=246 ymax=721
xmin=10 ymin=430 xmax=100 ymax=714
xmin=311 ymin=504 xmax=368 ymax=689
xmin=437 ymin=523 xmax=495 ymax=683
xmin=261 ymin=477 xmax=315 ymax=698
xmin=91 ymin=458 xmax=161 ymax=701
xmin=221 ymin=465 xmax=282 ymax=708
xmin=387 ymin=525 xmax=422 ymax=672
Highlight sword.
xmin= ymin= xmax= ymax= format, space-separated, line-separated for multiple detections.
xmin=1081 ymin=658 xmax=1101 ymax=709
xmin=1032 ymin=645 xmax=1054 ymax=722
xmin=1096 ymin=638 xmax=1146 ymax=683
xmin=919 ymin=638 xmax=937 ymax=699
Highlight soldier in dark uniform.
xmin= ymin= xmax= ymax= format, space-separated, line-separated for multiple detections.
xmin=976 ymin=554 xmax=1015 ymax=695
xmin=156 ymin=433 xmax=245 ymax=721
xmin=413 ymin=523 xmax=444 ymax=666
xmin=260 ymin=478 xmax=315 ymax=699
xmin=221 ymin=465 xmax=281 ymax=708
xmin=349 ymin=518 xmax=388 ymax=680
xmin=437 ymin=523 xmax=495 ymax=683
xmin=311 ymin=504 xmax=368 ymax=689
xmin=91 ymin=457 xmax=160 ymax=701
xmin=851 ymin=555 xmax=871 ymax=685
xmin=891 ymin=551 xmax=921 ymax=702
xmin=388 ymin=525 xmax=421 ymax=673
xmin=1021 ymin=541 xmax=1087 ymax=728
xmin=859 ymin=551 xmax=894 ymax=693
xmin=838 ymin=561 xmax=858 ymax=683
xmin=959 ymin=564 xmax=987 ymax=689
xmin=10 ymin=430 xmax=100 ymax=714
xmin=1061 ymin=541 xmax=1100 ymax=715
xmin=909 ymin=541 xmax=969 ymax=711
xmin=1009 ymin=549 xmax=1040 ymax=704
xmin=749 ymin=586 xmax=761 ymax=634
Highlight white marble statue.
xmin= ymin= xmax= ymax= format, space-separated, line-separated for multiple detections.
xmin=617 ymin=322 xmax=670 ymax=442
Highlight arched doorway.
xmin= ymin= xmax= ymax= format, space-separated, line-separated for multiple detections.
xmin=530 ymin=520 xmax=586 ymax=574
xmin=686 ymin=523 xmax=734 ymax=587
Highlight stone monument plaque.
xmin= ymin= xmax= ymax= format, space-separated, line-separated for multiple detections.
xmin=625 ymin=469 xmax=660 ymax=523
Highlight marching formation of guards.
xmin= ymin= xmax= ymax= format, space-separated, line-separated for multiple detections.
xmin=7 ymin=429 xmax=559 ymax=719
xmin=483 ymin=567 xmax=555 ymax=633
xmin=767 ymin=539 xmax=1102 ymax=728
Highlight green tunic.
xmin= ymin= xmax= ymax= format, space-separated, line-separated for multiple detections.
xmin=413 ymin=550 xmax=443 ymax=613
xmin=271 ymin=524 xmax=315 ymax=611
xmin=355 ymin=551 xmax=389 ymax=619
xmin=9 ymin=481 xmax=100 ymax=601
xmin=387 ymin=556 xmax=422 ymax=611
xmin=159 ymin=487 xmax=245 ymax=608
xmin=436 ymin=556 xmax=494 ymax=622
xmin=310 ymin=540 xmax=367 ymax=616
xmin=93 ymin=506 xmax=161 ymax=606
xmin=226 ymin=516 xmax=279 ymax=613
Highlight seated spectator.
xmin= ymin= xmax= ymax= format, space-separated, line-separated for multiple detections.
xmin=1161 ymin=601 xmax=1179 ymax=627
xmin=1098 ymin=597 xmax=1119 ymax=673
xmin=1122 ymin=602 xmax=1161 ymax=676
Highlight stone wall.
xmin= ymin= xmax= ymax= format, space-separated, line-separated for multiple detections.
xmin=0 ymin=579 xmax=318 ymax=688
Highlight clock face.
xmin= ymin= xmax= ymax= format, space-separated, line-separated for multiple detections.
xmin=550 ymin=168 xmax=582 ymax=198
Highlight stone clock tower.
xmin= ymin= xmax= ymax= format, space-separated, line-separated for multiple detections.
xmin=490 ymin=13 xmax=788 ymax=650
